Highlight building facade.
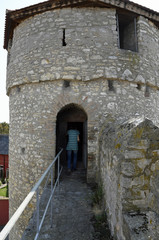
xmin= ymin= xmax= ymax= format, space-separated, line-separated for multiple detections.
xmin=0 ymin=135 xmax=9 ymax=179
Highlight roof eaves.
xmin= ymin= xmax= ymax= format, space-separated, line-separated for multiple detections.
xmin=4 ymin=0 xmax=86 ymax=49
xmin=102 ymin=0 xmax=159 ymax=21
xmin=3 ymin=0 xmax=159 ymax=50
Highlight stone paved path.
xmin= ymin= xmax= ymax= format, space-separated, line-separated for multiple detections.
xmin=23 ymin=169 xmax=95 ymax=240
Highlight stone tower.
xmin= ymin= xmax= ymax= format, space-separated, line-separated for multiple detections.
xmin=4 ymin=0 xmax=159 ymax=239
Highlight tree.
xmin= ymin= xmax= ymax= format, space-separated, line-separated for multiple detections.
xmin=0 ymin=122 xmax=9 ymax=134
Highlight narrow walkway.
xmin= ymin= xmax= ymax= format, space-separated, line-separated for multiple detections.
xmin=23 ymin=169 xmax=95 ymax=240
xmin=39 ymin=169 xmax=94 ymax=240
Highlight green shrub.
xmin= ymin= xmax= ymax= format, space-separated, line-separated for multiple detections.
xmin=92 ymin=184 xmax=103 ymax=206
xmin=0 ymin=186 xmax=7 ymax=197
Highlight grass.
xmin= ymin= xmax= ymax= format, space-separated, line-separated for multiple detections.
xmin=92 ymin=212 xmax=114 ymax=240
xmin=0 ymin=186 xmax=8 ymax=197
xmin=91 ymin=184 xmax=114 ymax=240
xmin=91 ymin=184 xmax=103 ymax=206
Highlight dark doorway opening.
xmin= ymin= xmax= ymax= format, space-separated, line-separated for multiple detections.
xmin=56 ymin=104 xmax=87 ymax=170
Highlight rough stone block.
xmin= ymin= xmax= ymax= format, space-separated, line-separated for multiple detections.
xmin=124 ymin=150 xmax=145 ymax=159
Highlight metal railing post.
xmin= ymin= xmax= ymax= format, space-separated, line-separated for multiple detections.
xmin=50 ymin=165 xmax=53 ymax=228
xmin=58 ymin=156 xmax=60 ymax=192
xmin=36 ymin=187 xmax=40 ymax=235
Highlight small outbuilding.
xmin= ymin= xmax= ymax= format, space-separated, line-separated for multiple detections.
xmin=0 ymin=135 xmax=9 ymax=179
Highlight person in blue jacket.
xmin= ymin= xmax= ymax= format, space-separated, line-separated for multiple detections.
xmin=66 ymin=127 xmax=80 ymax=172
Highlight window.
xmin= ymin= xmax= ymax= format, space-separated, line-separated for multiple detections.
xmin=62 ymin=29 xmax=67 ymax=46
xmin=108 ymin=80 xmax=115 ymax=92
xmin=63 ymin=80 xmax=70 ymax=88
xmin=117 ymin=13 xmax=138 ymax=52
xmin=136 ymin=83 xmax=141 ymax=90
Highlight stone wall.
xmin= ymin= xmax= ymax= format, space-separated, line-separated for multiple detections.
xmin=99 ymin=118 xmax=159 ymax=240
xmin=7 ymin=9 xmax=159 ymax=91
xmin=9 ymin=79 xmax=159 ymax=239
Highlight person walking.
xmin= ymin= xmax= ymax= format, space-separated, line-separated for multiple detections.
xmin=66 ymin=127 xmax=80 ymax=173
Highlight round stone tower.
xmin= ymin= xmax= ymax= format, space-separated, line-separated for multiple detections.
xmin=4 ymin=0 xmax=159 ymax=239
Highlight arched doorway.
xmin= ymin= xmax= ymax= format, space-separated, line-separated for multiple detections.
xmin=56 ymin=104 xmax=87 ymax=170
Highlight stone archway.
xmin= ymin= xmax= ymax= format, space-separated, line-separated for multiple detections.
xmin=56 ymin=103 xmax=88 ymax=170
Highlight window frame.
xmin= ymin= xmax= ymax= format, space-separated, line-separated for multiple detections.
xmin=116 ymin=12 xmax=138 ymax=52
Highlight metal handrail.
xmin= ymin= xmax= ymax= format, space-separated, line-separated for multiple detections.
xmin=0 ymin=149 xmax=63 ymax=240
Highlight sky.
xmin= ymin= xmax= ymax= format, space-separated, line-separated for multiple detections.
xmin=0 ymin=0 xmax=159 ymax=123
